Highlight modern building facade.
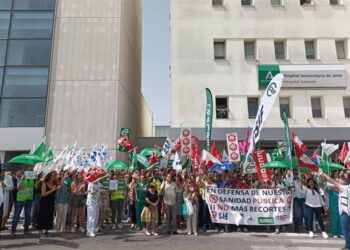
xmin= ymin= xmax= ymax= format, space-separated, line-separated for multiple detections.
xmin=0 ymin=0 xmax=154 ymax=164
xmin=170 ymin=0 xmax=350 ymax=146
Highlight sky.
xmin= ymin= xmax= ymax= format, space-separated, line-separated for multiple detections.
xmin=142 ymin=0 xmax=170 ymax=126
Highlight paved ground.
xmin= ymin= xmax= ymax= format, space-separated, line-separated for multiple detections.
xmin=0 ymin=226 xmax=345 ymax=250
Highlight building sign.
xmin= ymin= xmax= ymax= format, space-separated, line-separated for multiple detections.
xmin=258 ymin=65 xmax=346 ymax=89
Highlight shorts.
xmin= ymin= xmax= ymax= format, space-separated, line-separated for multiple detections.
xmin=71 ymin=195 xmax=85 ymax=208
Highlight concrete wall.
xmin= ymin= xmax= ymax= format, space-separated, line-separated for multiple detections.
xmin=170 ymin=0 xmax=350 ymax=130
xmin=47 ymin=0 xmax=150 ymax=160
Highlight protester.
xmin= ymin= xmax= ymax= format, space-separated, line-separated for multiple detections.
xmin=183 ymin=184 xmax=198 ymax=236
xmin=0 ymin=168 xmax=4 ymax=231
xmin=292 ymin=170 xmax=308 ymax=233
xmin=98 ymin=180 xmax=110 ymax=229
xmin=273 ymin=174 xmax=287 ymax=234
xmin=70 ymin=173 xmax=86 ymax=233
xmin=86 ymin=180 xmax=101 ymax=237
xmin=326 ymin=178 xmax=343 ymax=238
xmin=323 ymin=172 xmax=350 ymax=250
xmin=175 ymin=176 xmax=184 ymax=228
xmin=31 ymin=173 xmax=42 ymax=229
xmin=1 ymin=171 xmax=14 ymax=231
xmin=141 ymin=183 xmax=159 ymax=236
xmin=37 ymin=172 xmax=59 ymax=236
xmin=55 ymin=172 xmax=70 ymax=232
xmin=10 ymin=171 xmax=35 ymax=237
xmin=151 ymin=170 xmax=163 ymax=226
xmin=301 ymin=178 xmax=328 ymax=239
xmin=110 ymin=171 xmax=126 ymax=230
xmin=135 ymin=174 xmax=149 ymax=230
xmin=128 ymin=173 xmax=138 ymax=229
xmin=161 ymin=173 xmax=178 ymax=234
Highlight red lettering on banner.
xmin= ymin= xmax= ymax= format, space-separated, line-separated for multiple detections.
xmin=218 ymin=204 xmax=229 ymax=211
xmin=253 ymin=150 xmax=272 ymax=182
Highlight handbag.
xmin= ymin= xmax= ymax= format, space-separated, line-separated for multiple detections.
xmin=186 ymin=199 xmax=194 ymax=216
xmin=182 ymin=202 xmax=188 ymax=217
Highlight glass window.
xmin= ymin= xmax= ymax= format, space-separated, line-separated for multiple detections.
xmin=343 ymin=97 xmax=350 ymax=118
xmin=7 ymin=39 xmax=52 ymax=65
xmin=271 ymin=0 xmax=282 ymax=5
xmin=213 ymin=0 xmax=223 ymax=5
xmin=0 ymin=11 xmax=11 ymax=38
xmin=330 ymin=0 xmax=339 ymax=5
xmin=241 ymin=0 xmax=252 ymax=5
xmin=10 ymin=12 xmax=54 ymax=39
xmin=0 ymin=0 xmax=12 ymax=10
xmin=216 ymin=97 xmax=228 ymax=119
xmin=214 ymin=41 xmax=225 ymax=60
xmin=311 ymin=97 xmax=322 ymax=118
xmin=244 ymin=41 xmax=255 ymax=60
xmin=2 ymin=67 xmax=49 ymax=98
xmin=300 ymin=0 xmax=313 ymax=4
xmin=0 ymin=66 xmax=4 ymax=92
xmin=279 ymin=97 xmax=290 ymax=118
xmin=336 ymin=41 xmax=346 ymax=59
xmin=0 ymin=98 xmax=46 ymax=127
xmin=248 ymin=97 xmax=259 ymax=118
xmin=305 ymin=41 xmax=316 ymax=59
xmin=274 ymin=41 xmax=285 ymax=60
xmin=0 ymin=40 xmax=7 ymax=65
xmin=14 ymin=0 xmax=55 ymax=10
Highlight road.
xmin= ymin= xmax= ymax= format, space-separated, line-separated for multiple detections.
xmin=0 ymin=227 xmax=344 ymax=250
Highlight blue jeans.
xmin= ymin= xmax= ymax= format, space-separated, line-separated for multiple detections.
xmin=11 ymin=201 xmax=32 ymax=233
xmin=341 ymin=213 xmax=350 ymax=249
xmin=293 ymin=197 xmax=308 ymax=231
xmin=305 ymin=205 xmax=325 ymax=232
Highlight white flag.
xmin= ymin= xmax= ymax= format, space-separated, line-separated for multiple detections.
xmin=201 ymin=149 xmax=221 ymax=165
xmin=222 ymin=149 xmax=229 ymax=163
xmin=161 ymin=137 xmax=172 ymax=158
xmin=246 ymin=73 xmax=284 ymax=163
xmin=172 ymin=152 xmax=182 ymax=171
xmin=321 ymin=142 xmax=339 ymax=157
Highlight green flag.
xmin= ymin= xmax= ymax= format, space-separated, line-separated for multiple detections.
xmin=205 ymin=88 xmax=213 ymax=151
xmin=33 ymin=139 xmax=46 ymax=157
xmin=43 ymin=148 xmax=54 ymax=165
xmin=129 ymin=148 xmax=138 ymax=171
xmin=282 ymin=111 xmax=292 ymax=170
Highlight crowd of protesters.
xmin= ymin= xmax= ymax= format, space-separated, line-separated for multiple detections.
xmin=0 ymin=166 xmax=349 ymax=249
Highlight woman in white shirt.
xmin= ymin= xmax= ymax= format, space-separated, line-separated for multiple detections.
xmin=301 ymin=178 xmax=328 ymax=239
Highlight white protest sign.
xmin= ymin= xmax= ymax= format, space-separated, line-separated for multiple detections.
xmin=109 ymin=180 xmax=118 ymax=190
xmin=24 ymin=171 xmax=36 ymax=180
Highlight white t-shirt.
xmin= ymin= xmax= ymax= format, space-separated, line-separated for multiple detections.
xmin=86 ymin=183 xmax=100 ymax=207
xmin=161 ymin=181 xmax=177 ymax=206
xmin=304 ymin=188 xmax=324 ymax=208
xmin=293 ymin=179 xmax=306 ymax=199
xmin=339 ymin=184 xmax=350 ymax=216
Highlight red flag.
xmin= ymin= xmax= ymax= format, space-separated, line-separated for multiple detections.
xmin=292 ymin=131 xmax=307 ymax=154
xmin=210 ymin=141 xmax=222 ymax=162
xmin=253 ymin=150 xmax=272 ymax=182
xmin=297 ymin=151 xmax=318 ymax=171
xmin=338 ymin=143 xmax=348 ymax=163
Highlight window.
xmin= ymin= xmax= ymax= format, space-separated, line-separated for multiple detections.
xmin=6 ymin=40 xmax=52 ymax=65
xmin=241 ymin=0 xmax=252 ymax=5
xmin=244 ymin=41 xmax=255 ymax=60
xmin=330 ymin=0 xmax=339 ymax=5
xmin=279 ymin=97 xmax=290 ymax=118
xmin=300 ymin=0 xmax=312 ymax=5
xmin=336 ymin=41 xmax=346 ymax=59
xmin=274 ymin=41 xmax=285 ymax=60
xmin=271 ymin=0 xmax=282 ymax=5
xmin=0 ymin=40 xmax=6 ymax=65
xmin=343 ymin=97 xmax=350 ymax=118
xmin=248 ymin=97 xmax=259 ymax=118
xmin=216 ymin=97 xmax=228 ymax=119
xmin=311 ymin=97 xmax=322 ymax=118
xmin=212 ymin=0 xmax=223 ymax=6
xmin=214 ymin=41 xmax=226 ymax=60
xmin=0 ymin=0 xmax=12 ymax=10
xmin=0 ymin=11 xmax=11 ymax=38
xmin=0 ymin=66 xmax=4 ymax=90
xmin=10 ymin=12 xmax=54 ymax=39
xmin=13 ymin=0 xmax=55 ymax=10
xmin=0 ymin=98 xmax=46 ymax=127
xmin=2 ymin=67 xmax=49 ymax=98
xmin=305 ymin=41 xmax=316 ymax=59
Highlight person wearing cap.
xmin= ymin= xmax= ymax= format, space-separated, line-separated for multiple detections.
xmin=10 ymin=170 xmax=35 ymax=237
xmin=110 ymin=171 xmax=126 ymax=230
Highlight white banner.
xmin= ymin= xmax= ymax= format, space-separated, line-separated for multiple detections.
xmin=180 ymin=128 xmax=192 ymax=156
xmin=161 ymin=137 xmax=172 ymax=158
xmin=226 ymin=133 xmax=240 ymax=162
xmin=246 ymin=73 xmax=284 ymax=162
xmin=205 ymin=187 xmax=293 ymax=225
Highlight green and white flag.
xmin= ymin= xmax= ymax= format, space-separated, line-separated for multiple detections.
xmin=205 ymin=88 xmax=213 ymax=151
xmin=246 ymin=74 xmax=284 ymax=163
xmin=282 ymin=111 xmax=292 ymax=170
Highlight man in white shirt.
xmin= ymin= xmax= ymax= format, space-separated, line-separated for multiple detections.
xmin=161 ymin=174 xmax=178 ymax=234
xmin=86 ymin=181 xmax=101 ymax=237
xmin=291 ymin=170 xmax=308 ymax=233
xmin=323 ymin=172 xmax=350 ymax=250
